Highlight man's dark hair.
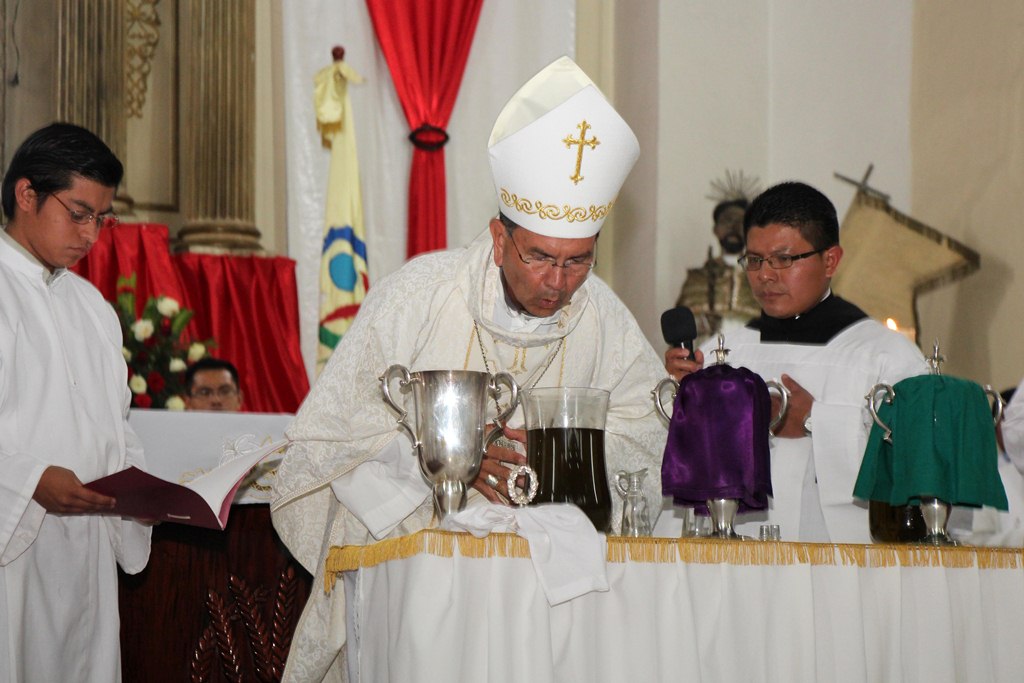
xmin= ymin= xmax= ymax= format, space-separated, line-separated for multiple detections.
xmin=2 ymin=122 xmax=124 ymax=220
xmin=498 ymin=211 xmax=518 ymax=236
xmin=185 ymin=357 xmax=240 ymax=394
xmin=743 ymin=181 xmax=839 ymax=250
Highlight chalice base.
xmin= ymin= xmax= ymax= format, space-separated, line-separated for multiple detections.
xmin=433 ymin=480 xmax=468 ymax=521
xmin=705 ymin=498 xmax=750 ymax=541
xmin=919 ymin=497 xmax=958 ymax=546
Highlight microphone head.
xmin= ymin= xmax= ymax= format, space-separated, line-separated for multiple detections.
xmin=661 ymin=306 xmax=697 ymax=346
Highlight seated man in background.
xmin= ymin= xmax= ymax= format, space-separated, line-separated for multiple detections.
xmin=666 ymin=181 xmax=928 ymax=543
xmin=185 ymin=357 xmax=244 ymax=411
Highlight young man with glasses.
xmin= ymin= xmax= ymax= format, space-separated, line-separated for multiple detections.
xmin=665 ymin=181 xmax=928 ymax=543
xmin=273 ymin=57 xmax=667 ymax=680
xmin=0 ymin=123 xmax=150 ymax=681
xmin=185 ymin=357 xmax=244 ymax=412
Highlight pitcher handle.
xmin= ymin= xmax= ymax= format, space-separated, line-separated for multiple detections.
xmin=615 ymin=470 xmax=630 ymax=497
xmin=766 ymin=379 xmax=790 ymax=434
xmin=653 ymin=377 xmax=679 ymax=422
xmin=985 ymin=384 xmax=1005 ymax=426
xmin=379 ymin=364 xmax=419 ymax=446
xmin=866 ymin=383 xmax=895 ymax=444
xmin=490 ymin=371 xmax=520 ymax=427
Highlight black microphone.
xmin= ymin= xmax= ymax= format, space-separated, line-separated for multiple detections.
xmin=661 ymin=306 xmax=697 ymax=358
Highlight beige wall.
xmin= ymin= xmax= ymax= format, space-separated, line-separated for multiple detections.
xmin=2 ymin=1 xmax=287 ymax=255
xmin=913 ymin=2 xmax=1024 ymax=390
xmin=3 ymin=3 xmax=1021 ymax=389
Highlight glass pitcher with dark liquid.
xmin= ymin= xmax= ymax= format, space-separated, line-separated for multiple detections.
xmin=522 ymin=387 xmax=612 ymax=532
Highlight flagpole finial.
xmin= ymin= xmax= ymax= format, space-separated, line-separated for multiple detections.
xmin=331 ymin=45 xmax=346 ymax=62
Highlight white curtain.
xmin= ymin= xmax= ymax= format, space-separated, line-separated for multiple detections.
xmin=282 ymin=0 xmax=576 ymax=379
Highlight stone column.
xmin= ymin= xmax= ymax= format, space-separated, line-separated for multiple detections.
xmin=178 ymin=0 xmax=262 ymax=253
xmin=56 ymin=0 xmax=133 ymax=212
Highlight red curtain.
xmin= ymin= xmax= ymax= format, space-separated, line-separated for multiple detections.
xmin=72 ymin=222 xmax=187 ymax=311
xmin=365 ymin=0 xmax=484 ymax=258
xmin=72 ymin=224 xmax=309 ymax=414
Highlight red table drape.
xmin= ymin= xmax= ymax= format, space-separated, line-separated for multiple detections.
xmin=72 ymin=224 xmax=309 ymax=414
xmin=365 ymin=0 xmax=484 ymax=258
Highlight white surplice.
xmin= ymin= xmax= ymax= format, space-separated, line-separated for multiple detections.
xmin=271 ymin=231 xmax=667 ymax=682
xmin=0 ymin=232 xmax=151 ymax=683
xmin=1001 ymin=375 xmax=1024 ymax=476
xmin=702 ymin=319 xmax=928 ymax=543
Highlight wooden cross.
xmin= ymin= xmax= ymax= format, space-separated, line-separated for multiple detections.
xmin=563 ymin=120 xmax=600 ymax=185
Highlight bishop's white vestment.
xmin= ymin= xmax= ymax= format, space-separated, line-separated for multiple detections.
xmin=272 ymin=232 xmax=667 ymax=682
xmin=702 ymin=309 xmax=928 ymax=543
xmin=0 ymin=232 xmax=151 ymax=682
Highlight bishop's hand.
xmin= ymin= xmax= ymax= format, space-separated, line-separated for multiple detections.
xmin=474 ymin=425 xmax=527 ymax=504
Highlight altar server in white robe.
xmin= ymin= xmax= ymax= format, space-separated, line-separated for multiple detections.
xmin=272 ymin=56 xmax=667 ymax=682
xmin=1001 ymin=377 xmax=1024 ymax=476
xmin=666 ymin=181 xmax=928 ymax=543
xmin=0 ymin=123 xmax=151 ymax=682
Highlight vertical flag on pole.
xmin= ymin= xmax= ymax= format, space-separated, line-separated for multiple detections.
xmin=314 ymin=46 xmax=369 ymax=374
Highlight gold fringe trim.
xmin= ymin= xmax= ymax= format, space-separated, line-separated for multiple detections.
xmin=324 ymin=531 xmax=533 ymax=592
xmin=323 ymin=530 xmax=1024 ymax=593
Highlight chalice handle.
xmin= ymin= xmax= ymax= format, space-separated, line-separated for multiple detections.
xmin=866 ymin=383 xmax=895 ymax=444
xmin=490 ymin=371 xmax=520 ymax=427
xmin=653 ymin=377 xmax=679 ymax=422
xmin=985 ymin=384 xmax=1005 ymax=426
xmin=766 ymin=379 xmax=790 ymax=433
xmin=379 ymin=364 xmax=419 ymax=447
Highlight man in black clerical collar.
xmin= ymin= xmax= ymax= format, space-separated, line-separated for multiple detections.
xmin=665 ymin=181 xmax=928 ymax=542
xmin=667 ymin=181 xmax=865 ymax=435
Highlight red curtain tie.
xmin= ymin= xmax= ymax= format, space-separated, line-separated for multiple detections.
xmin=366 ymin=0 xmax=485 ymax=257
xmin=407 ymin=124 xmax=450 ymax=151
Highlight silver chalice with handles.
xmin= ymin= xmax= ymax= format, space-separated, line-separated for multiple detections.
xmin=865 ymin=340 xmax=1005 ymax=545
xmin=380 ymin=366 xmax=519 ymax=521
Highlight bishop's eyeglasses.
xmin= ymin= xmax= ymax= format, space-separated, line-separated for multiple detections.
xmin=507 ymin=229 xmax=596 ymax=277
xmin=738 ymin=248 xmax=825 ymax=271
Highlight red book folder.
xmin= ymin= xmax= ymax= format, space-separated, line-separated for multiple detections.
xmin=85 ymin=440 xmax=288 ymax=529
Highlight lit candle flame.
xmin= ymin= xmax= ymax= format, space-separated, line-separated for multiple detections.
xmin=885 ymin=318 xmax=898 ymax=331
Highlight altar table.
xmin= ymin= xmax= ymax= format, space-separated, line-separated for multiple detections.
xmin=330 ymin=531 xmax=1024 ymax=682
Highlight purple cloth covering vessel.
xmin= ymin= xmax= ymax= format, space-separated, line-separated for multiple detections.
xmin=661 ymin=364 xmax=773 ymax=512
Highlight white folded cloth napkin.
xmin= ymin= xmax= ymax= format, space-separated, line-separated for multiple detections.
xmin=440 ymin=503 xmax=608 ymax=605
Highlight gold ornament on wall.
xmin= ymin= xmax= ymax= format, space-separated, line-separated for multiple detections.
xmin=125 ymin=0 xmax=162 ymax=119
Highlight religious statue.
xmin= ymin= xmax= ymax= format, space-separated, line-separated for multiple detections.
xmin=674 ymin=171 xmax=761 ymax=343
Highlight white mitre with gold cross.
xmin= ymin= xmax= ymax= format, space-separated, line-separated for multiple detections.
xmin=488 ymin=56 xmax=640 ymax=239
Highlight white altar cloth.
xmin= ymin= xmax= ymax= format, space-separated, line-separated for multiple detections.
xmin=331 ymin=532 xmax=1024 ymax=683
xmin=128 ymin=409 xmax=292 ymax=504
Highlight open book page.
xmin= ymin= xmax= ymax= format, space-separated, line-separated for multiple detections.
xmin=128 ymin=410 xmax=292 ymax=504
xmin=85 ymin=439 xmax=288 ymax=529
